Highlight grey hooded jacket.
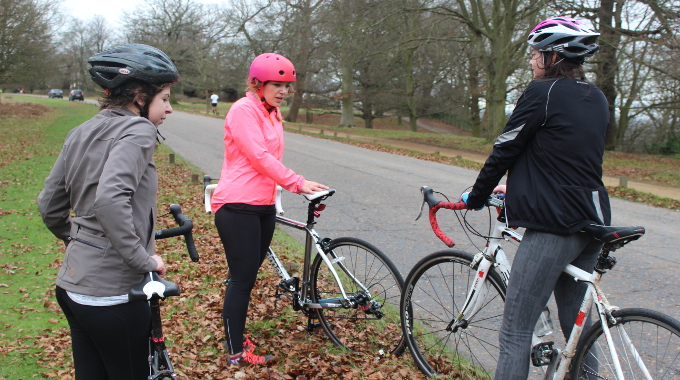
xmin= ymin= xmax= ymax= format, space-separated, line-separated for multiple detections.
xmin=38 ymin=107 xmax=159 ymax=296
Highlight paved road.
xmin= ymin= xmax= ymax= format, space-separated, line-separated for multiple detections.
xmin=160 ymin=111 xmax=680 ymax=323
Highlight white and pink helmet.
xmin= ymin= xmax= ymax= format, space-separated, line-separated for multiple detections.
xmin=527 ymin=17 xmax=600 ymax=62
xmin=249 ymin=53 xmax=296 ymax=83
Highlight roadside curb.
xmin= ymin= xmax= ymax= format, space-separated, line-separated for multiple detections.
xmin=290 ymin=125 xmax=680 ymax=202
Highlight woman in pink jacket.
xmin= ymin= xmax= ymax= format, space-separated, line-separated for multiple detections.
xmin=211 ymin=53 xmax=327 ymax=367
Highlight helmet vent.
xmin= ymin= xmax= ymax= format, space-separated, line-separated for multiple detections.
xmin=533 ymin=33 xmax=551 ymax=43
xmin=559 ymin=22 xmax=580 ymax=31
xmin=279 ymin=70 xmax=285 ymax=75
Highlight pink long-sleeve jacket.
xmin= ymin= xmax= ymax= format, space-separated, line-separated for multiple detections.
xmin=211 ymin=92 xmax=305 ymax=212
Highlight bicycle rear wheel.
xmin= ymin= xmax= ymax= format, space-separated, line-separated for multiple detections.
xmin=310 ymin=237 xmax=405 ymax=357
xmin=401 ymin=249 xmax=506 ymax=378
xmin=571 ymin=308 xmax=680 ymax=380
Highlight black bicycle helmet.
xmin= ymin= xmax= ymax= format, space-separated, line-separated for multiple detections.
xmin=88 ymin=44 xmax=179 ymax=89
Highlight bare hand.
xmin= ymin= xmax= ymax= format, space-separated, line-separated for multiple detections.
xmin=151 ymin=255 xmax=167 ymax=277
xmin=300 ymin=180 xmax=329 ymax=194
xmin=493 ymin=185 xmax=507 ymax=194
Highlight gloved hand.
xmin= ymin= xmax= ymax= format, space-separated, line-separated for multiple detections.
xmin=461 ymin=192 xmax=485 ymax=210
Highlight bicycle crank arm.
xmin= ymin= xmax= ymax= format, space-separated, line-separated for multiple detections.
xmin=303 ymin=297 xmax=352 ymax=309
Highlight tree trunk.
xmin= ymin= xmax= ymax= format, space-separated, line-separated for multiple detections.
xmin=339 ymin=59 xmax=355 ymax=127
xmin=285 ymin=72 xmax=305 ymax=123
xmin=596 ymin=0 xmax=621 ymax=150
xmin=468 ymin=59 xmax=482 ymax=137
xmin=362 ymin=100 xmax=374 ymax=129
xmin=485 ymin=60 xmax=511 ymax=139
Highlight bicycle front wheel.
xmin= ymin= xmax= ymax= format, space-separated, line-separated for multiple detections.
xmin=401 ymin=249 xmax=506 ymax=378
xmin=310 ymin=237 xmax=405 ymax=357
xmin=571 ymin=308 xmax=680 ymax=379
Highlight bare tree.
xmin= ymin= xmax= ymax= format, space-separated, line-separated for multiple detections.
xmin=123 ymin=0 xmax=234 ymax=104
xmin=429 ymin=0 xmax=545 ymax=138
xmin=0 ymin=0 xmax=60 ymax=88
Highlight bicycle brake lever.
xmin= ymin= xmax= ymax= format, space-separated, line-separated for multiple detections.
xmin=415 ymin=199 xmax=426 ymax=221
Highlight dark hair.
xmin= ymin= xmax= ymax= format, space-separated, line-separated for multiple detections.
xmin=98 ymin=80 xmax=173 ymax=118
xmin=538 ymin=51 xmax=587 ymax=80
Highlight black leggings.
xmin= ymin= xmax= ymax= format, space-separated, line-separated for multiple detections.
xmin=215 ymin=205 xmax=276 ymax=355
xmin=55 ymin=286 xmax=150 ymax=380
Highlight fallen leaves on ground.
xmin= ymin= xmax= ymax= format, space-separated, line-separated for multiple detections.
xmin=24 ymin=150 xmax=428 ymax=380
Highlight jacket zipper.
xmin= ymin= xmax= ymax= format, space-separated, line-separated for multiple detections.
xmin=268 ymin=111 xmax=283 ymax=204
xmin=68 ymin=237 xmax=105 ymax=250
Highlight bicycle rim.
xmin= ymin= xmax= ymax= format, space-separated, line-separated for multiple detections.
xmin=571 ymin=308 xmax=680 ymax=380
xmin=311 ymin=237 xmax=405 ymax=357
xmin=401 ymin=250 xmax=506 ymax=379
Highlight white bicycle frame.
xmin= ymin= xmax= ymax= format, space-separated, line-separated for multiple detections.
xmin=204 ymin=183 xmax=370 ymax=309
xmin=459 ymin=216 xmax=649 ymax=380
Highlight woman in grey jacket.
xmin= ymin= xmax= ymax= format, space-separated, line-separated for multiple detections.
xmin=38 ymin=44 xmax=179 ymax=380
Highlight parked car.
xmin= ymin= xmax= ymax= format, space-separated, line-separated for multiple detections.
xmin=48 ymin=89 xmax=63 ymax=99
xmin=69 ymin=89 xmax=84 ymax=101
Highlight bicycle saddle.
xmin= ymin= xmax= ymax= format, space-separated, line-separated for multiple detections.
xmin=128 ymin=272 xmax=180 ymax=301
xmin=582 ymin=224 xmax=645 ymax=244
xmin=303 ymin=189 xmax=336 ymax=201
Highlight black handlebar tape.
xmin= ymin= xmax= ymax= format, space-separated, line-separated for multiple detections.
xmin=203 ymin=175 xmax=213 ymax=190
xmin=155 ymin=204 xmax=200 ymax=262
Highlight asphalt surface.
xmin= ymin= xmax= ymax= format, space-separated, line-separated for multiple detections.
xmin=159 ymin=110 xmax=680 ymax=325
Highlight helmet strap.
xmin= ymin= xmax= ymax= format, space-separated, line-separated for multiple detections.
xmin=256 ymin=86 xmax=277 ymax=113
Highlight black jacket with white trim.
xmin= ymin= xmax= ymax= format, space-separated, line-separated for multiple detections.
xmin=466 ymin=77 xmax=611 ymax=234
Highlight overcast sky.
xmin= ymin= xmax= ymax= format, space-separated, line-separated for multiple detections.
xmin=59 ymin=0 xmax=220 ymax=29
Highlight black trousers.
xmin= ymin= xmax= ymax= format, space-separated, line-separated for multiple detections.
xmin=215 ymin=205 xmax=276 ymax=355
xmin=56 ymin=286 xmax=150 ymax=380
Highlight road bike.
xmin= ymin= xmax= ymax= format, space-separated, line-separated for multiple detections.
xmin=203 ymin=176 xmax=405 ymax=357
xmin=400 ymin=186 xmax=680 ymax=379
xmin=128 ymin=204 xmax=199 ymax=380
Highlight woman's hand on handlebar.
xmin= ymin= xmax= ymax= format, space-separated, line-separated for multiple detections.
xmin=300 ymin=180 xmax=329 ymax=195
xmin=151 ymin=255 xmax=167 ymax=277
xmin=493 ymin=185 xmax=506 ymax=194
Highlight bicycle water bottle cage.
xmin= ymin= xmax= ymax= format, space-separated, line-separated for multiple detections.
xmin=531 ymin=341 xmax=557 ymax=367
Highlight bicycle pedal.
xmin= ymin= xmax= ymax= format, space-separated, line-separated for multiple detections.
xmin=531 ymin=341 xmax=557 ymax=367
xmin=307 ymin=317 xmax=322 ymax=332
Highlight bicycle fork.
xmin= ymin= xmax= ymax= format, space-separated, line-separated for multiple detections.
xmin=449 ymin=238 xmax=512 ymax=332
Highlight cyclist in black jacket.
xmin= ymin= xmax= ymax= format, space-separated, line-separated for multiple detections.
xmin=462 ymin=17 xmax=609 ymax=379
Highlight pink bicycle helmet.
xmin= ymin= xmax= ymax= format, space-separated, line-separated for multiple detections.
xmin=527 ymin=17 xmax=600 ymax=61
xmin=249 ymin=53 xmax=296 ymax=83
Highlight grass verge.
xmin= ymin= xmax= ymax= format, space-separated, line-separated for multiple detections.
xmin=0 ymin=97 xmax=94 ymax=379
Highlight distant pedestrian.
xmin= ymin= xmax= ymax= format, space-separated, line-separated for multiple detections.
xmin=211 ymin=92 xmax=219 ymax=115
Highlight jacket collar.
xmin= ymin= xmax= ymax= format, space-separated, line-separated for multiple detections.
xmin=102 ymin=107 xmax=141 ymax=118
xmin=246 ymin=91 xmax=279 ymax=119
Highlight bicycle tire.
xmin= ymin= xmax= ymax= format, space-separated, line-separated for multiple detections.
xmin=570 ymin=307 xmax=680 ymax=380
xmin=400 ymin=249 xmax=506 ymax=378
xmin=310 ymin=237 xmax=405 ymax=357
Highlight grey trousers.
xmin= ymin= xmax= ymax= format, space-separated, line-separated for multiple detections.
xmin=494 ymin=229 xmax=603 ymax=380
